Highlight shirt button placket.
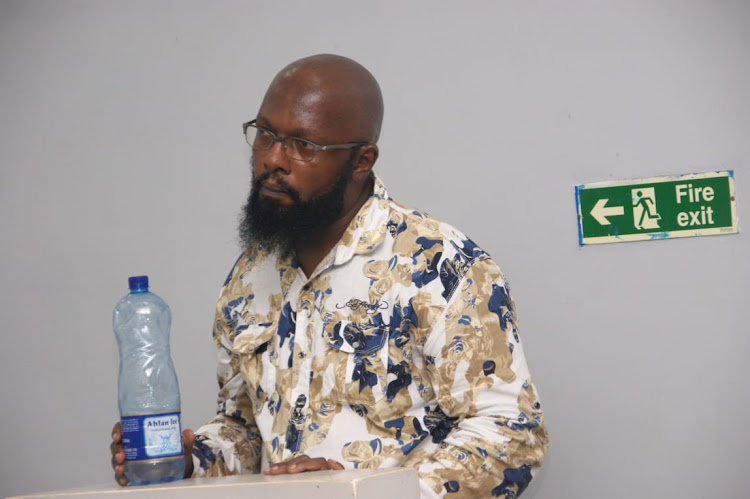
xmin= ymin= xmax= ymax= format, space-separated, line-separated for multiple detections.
xmin=288 ymin=281 xmax=316 ymax=451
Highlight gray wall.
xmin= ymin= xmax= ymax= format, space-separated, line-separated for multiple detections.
xmin=1 ymin=1 xmax=748 ymax=497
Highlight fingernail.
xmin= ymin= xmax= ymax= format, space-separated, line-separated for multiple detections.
xmin=289 ymin=464 xmax=297 ymax=469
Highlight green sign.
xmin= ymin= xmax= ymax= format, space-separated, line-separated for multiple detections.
xmin=576 ymin=171 xmax=737 ymax=245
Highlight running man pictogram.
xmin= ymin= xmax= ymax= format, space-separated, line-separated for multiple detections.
xmin=632 ymin=188 xmax=661 ymax=230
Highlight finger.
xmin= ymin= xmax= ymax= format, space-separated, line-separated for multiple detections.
xmin=111 ymin=449 xmax=124 ymax=471
xmin=263 ymin=463 xmax=287 ymax=475
xmin=264 ymin=454 xmax=307 ymax=474
xmin=287 ymin=457 xmax=329 ymax=474
xmin=114 ymin=472 xmax=128 ymax=487
xmin=111 ymin=422 xmax=121 ymax=441
xmin=327 ymin=459 xmax=345 ymax=470
xmin=264 ymin=461 xmax=295 ymax=475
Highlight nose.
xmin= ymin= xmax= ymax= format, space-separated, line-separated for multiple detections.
xmin=261 ymin=138 xmax=291 ymax=175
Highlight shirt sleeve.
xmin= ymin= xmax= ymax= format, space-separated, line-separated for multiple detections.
xmin=403 ymin=258 xmax=549 ymax=498
xmin=191 ymin=270 xmax=263 ymax=477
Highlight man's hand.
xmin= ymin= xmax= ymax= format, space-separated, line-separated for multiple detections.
xmin=263 ymin=454 xmax=344 ymax=475
xmin=110 ymin=422 xmax=195 ymax=486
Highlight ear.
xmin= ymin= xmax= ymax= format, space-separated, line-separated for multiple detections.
xmin=352 ymin=144 xmax=379 ymax=178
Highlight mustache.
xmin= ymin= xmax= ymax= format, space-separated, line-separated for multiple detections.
xmin=252 ymin=170 xmax=302 ymax=204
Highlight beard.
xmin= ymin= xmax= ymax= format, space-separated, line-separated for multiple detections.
xmin=238 ymin=156 xmax=356 ymax=254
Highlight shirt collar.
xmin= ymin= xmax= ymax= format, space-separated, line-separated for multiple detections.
xmin=301 ymin=173 xmax=390 ymax=277
xmin=271 ymin=173 xmax=392 ymax=282
xmin=334 ymin=173 xmax=391 ymax=261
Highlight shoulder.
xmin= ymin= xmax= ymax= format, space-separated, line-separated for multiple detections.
xmin=385 ymin=197 xmax=503 ymax=303
xmin=222 ymin=243 xmax=276 ymax=287
xmin=218 ymin=244 xmax=292 ymax=313
xmin=388 ymin=197 xmax=489 ymax=263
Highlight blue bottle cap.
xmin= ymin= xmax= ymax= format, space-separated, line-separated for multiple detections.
xmin=128 ymin=275 xmax=149 ymax=292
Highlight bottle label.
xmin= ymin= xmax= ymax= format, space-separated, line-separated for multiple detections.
xmin=120 ymin=412 xmax=183 ymax=461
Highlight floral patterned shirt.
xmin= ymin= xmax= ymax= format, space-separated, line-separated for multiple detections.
xmin=192 ymin=175 xmax=548 ymax=498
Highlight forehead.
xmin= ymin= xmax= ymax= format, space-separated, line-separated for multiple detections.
xmin=257 ymin=71 xmax=353 ymax=142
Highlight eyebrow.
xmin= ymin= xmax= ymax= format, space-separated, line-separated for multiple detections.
xmin=255 ymin=116 xmax=325 ymax=144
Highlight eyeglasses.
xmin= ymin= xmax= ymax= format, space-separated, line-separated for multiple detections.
xmin=242 ymin=120 xmax=368 ymax=162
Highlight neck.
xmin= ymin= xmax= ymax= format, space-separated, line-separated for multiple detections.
xmin=294 ymin=176 xmax=373 ymax=278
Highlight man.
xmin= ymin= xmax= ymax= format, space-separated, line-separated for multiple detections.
xmin=111 ymin=54 xmax=548 ymax=498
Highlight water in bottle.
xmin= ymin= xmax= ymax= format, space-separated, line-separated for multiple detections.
xmin=113 ymin=275 xmax=185 ymax=485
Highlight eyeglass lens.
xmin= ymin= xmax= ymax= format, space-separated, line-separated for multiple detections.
xmin=245 ymin=126 xmax=316 ymax=161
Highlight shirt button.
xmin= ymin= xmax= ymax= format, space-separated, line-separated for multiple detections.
xmin=352 ymin=341 xmax=362 ymax=349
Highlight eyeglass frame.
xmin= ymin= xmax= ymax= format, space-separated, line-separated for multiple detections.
xmin=242 ymin=119 xmax=369 ymax=162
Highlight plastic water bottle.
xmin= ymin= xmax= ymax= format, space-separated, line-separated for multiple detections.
xmin=113 ymin=275 xmax=185 ymax=485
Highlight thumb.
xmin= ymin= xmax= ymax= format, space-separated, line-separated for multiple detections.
xmin=182 ymin=429 xmax=195 ymax=478
xmin=183 ymin=429 xmax=195 ymax=451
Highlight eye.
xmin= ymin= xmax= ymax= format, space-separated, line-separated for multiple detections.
xmin=254 ymin=128 xmax=274 ymax=147
xmin=287 ymin=138 xmax=317 ymax=160
xmin=291 ymin=138 xmax=315 ymax=152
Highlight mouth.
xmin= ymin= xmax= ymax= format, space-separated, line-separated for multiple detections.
xmin=259 ymin=181 xmax=292 ymax=200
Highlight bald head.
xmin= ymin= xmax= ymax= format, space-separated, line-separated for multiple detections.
xmin=260 ymin=54 xmax=384 ymax=144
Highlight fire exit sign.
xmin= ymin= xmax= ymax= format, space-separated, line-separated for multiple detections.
xmin=576 ymin=171 xmax=737 ymax=245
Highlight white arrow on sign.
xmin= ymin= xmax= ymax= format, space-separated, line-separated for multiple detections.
xmin=591 ymin=198 xmax=624 ymax=225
